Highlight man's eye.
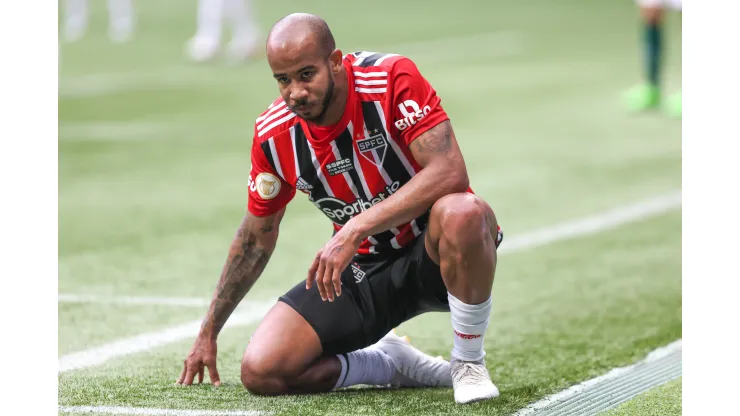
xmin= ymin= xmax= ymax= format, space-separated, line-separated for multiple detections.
xmin=278 ymin=77 xmax=290 ymax=84
xmin=301 ymin=72 xmax=313 ymax=79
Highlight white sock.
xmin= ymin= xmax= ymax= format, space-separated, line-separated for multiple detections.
xmin=106 ymin=0 xmax=134 ymax=40
xmin=225 ymin=0 xmax=257 ymax=41
xmin=64 ymin=0 xmax=88 ymax=38
xmin=448 ymin=293 xmax=492 ymax=362
xmin=333 ymin=347 xmax=394 ymax=389
xmin=195 ymin=0 xmax=226 ymax=42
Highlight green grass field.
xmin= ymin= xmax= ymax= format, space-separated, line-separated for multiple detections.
xmin=58 ymin=0 xmax=682 ymax=414
xmin=605 ymin=378 xmax=682 ymax=416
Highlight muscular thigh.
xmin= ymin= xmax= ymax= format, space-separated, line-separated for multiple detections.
xmin=278 ymin=269 xmax=371 ymax=356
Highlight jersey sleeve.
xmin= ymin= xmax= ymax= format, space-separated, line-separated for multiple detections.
xmin=247 ymin=134 xmax=295 ymax=217
xmin=388 ymin=58 xmax=450 ymax=146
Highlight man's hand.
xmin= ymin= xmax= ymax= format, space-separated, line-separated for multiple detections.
xmin=177 ymin=335 xmax=221 ymax=387
xmin=306 ymin=220 xmax=363 ymax=302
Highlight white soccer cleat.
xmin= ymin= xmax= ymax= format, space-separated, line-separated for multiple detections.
xmin=185 ymin=36 xmax=220 ymax=62
xmin=373 ymin=330 xmax=452 ymax=388
xmin=63 ymin=24 xmax=86 ymax=43
xmin=451 ymin=359 xmax=500 ymax=404
xmin=226 ymin=32 xmax=260 ymax=62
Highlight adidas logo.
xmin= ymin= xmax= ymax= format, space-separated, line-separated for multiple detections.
xmin=296 ymin=177 xmax=313 ymax=191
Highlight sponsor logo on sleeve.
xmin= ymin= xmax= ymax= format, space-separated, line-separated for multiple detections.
xmin=394 ymin=100 xmax=432 ymax=131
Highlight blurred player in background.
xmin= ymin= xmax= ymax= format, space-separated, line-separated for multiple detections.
xmin=186 ymin=0 xmax=261 ymax=62
xmin=62 ymin=0 xmax=135 ymax=43
xmin=624 ymin=0 xmax=681 ymax=117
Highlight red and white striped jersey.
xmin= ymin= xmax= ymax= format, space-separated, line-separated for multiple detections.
xmin=247 ymin=52 xmax=452 ymax=256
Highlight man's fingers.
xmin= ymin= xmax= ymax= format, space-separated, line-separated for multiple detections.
xmin=207 ymin=362 xmax=222 ymax=387
xmin=332 ymin=265 xmax=342 ymax=298
xmin=306 ymin=252 xmax=321 ymax=289
xmin=316 ymin=256 xmax=328 ymax=301
xmin=323 ymin=264 xmax=335 ymax=302
xmin=183 ymin=365 xmax=197 ymax=385
xmin=176 ymin=364 xmax=187 ymax=385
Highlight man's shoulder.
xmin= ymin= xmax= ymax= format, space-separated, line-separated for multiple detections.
xmin=346 ymin=52 xmax=421 ymax=99
xmin=253 ymin=97 xmax=299 ymax=142
xmin=344 ymin=51 xmax=419 ymax=76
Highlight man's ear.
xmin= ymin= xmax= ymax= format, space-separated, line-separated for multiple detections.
xmin=329 ymin=49 xmax=343 ymax=74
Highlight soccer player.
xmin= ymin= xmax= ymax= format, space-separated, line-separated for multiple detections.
xmin=185 ymin=0 xmax=260 ymax=62
xmin=62 ymin=0 xmax=134 ymax=43
xmin=624 ymin=0 xmax=682 ymax=117
xmin=177 ymin=13 xmax=503 ymax=405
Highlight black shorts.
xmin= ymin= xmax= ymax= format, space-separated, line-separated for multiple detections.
xmin=279 ymin=228 xmax=503 ymax=356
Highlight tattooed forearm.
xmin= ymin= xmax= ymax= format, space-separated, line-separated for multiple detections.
xmin=414 ymin=121 xmax=452 ymax=153
xmin=200 ymin=210 xmax=283 ymax=337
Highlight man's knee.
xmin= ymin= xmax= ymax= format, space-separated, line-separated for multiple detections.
xmin=432 ymin=193 xmax=496 ymax=249
xmin=240 ymin=345 xmax=291 ymax=395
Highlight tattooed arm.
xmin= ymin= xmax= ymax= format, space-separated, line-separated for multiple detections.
xmin=200 ymin=207 xmax=285 ymax=338
xmin=344 ymin=120 xmax=469 ymax=239
xmin=177 ymin=207 xmax=285 ymax=386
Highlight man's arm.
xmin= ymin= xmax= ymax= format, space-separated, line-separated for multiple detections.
xmin=346 ymin=120 xmax=468 ymax=240
xmin=199 ymin=207 xmax=286 ymax=339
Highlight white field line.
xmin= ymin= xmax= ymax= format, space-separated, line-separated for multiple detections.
xmin=59 ymin=32 xmax=522 ymax=98
xmin=58 ymin=301 xmax=274 ymax=373
xmin=58 ymin=293 xmax=210 ymax=307
xmin=58 ymin=191 xmax=681 ymax=373
xmin=59 ymin=191 xmax=682 ymax=309
xmin=513 ymin=340 xmax=682 ymax=416
xmin=499 ymin=191 xmax=682 ymax=254
xmin=58 ymin=122 xmax=172 ymax=142
xmin=58 ymin=406 xmax=270 ymax=416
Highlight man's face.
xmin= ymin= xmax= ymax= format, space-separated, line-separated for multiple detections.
xmin=268 ymin=48 xmax=338 ymax=123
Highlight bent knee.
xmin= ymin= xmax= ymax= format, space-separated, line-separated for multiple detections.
xmin=433 ymin=193 xmax=496 ymax=245
xmin=240 ymin=354 xmax=268 ymax=394
xmin=240 ymin=347 xmax=291 ymax=395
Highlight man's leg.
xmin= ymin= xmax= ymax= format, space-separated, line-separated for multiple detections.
xmin=106 ymin=0 xmax=134 ymax=43
xmin=63 ymin=0 xmax=88 ymax=42
xmin=186 ymin=0 xmax=226 ymax=62
xmin=241 ymin=279 xmax=450 ymax=395
xmin=240 ymin=301 xmax=344 ymax=394
xmin=425 ymin=192 xmax=500 ymax=404
xmin=625 ymin=1 xmax=665 ymax=112
xmin=224 ymin=0 xmax=260 ymax=61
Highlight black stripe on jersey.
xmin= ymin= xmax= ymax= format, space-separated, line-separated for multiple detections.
xmin=360 ymin=102 xmax=412 ymax=184
xmin=335 ymin=129 xmax=371 ymax=200
xmin=293 ymin=125 xmax=330 ymax=202
xmin=357 ymin=53 xmax=389 ymax=68
xmin=335 ymin=128 xmax=397 ymax=246
xmin=259 ymin=140 xmax=279 ymax=177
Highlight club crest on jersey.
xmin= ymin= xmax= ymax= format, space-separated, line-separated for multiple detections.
xmin=254 ymin=173 xmax=281 ymax=200
xmin=357 ymin=132 xmax=387 ymax=167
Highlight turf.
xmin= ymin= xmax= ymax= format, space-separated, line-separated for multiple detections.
xmin=604 ymin=378 xmax=682 ymax=416
xmin=59 ymin=0 xmax=682 ymax=414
